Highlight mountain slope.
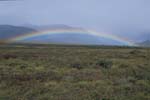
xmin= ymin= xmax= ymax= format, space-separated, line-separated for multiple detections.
xmin=0 ymin=25 xmax=36 ymax=40
xmin=21 ymin=33 xmax=127 ymax=45
xmin=137 ymin=40 xmax=150 ymax=47
xmin=23 ymin=24 xmax=81 ymax=31
xmin=0 ymin=24 xmax=131 ymax=45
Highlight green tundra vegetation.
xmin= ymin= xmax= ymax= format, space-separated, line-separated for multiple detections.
xmin=0 ymin=44 xmax=149 ymax=100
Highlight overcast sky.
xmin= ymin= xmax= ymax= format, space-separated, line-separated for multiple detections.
xmin=0 ymin=0 xmax=150 ymax=41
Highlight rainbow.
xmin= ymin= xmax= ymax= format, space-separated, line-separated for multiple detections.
xmin=5 ymin=29 xmax=135 ymax=46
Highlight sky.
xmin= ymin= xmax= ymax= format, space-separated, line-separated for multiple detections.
xmin=0 ymin=0 xmax=150 ymax=42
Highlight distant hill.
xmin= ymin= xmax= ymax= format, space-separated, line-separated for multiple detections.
xmin=137 ymin=40 xmax=150 ymax=47
xmin=22 ymin=33 xmax=128 ymax=46
xmin=22 ymin=24 xmax=82 ymax=31
xmin=137 ymin=33 xmax=150 ymax=42
xmin=0 ymin=25 xmax=36 ymax=41
xmin=0 ymin=24 xmax=135 ymax=45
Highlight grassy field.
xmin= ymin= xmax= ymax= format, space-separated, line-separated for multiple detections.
xmin=0 ymin=44 xmax=149 ymax=100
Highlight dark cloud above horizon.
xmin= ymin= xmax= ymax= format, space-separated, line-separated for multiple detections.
xmin=0 ymin=0 xmax=150 ymax=41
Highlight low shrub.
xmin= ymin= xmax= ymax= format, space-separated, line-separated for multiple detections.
xmin=70 ymin=63 xmax=82 ymax=70
xmin=96 ymin=59 xmax=113 ymax=69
